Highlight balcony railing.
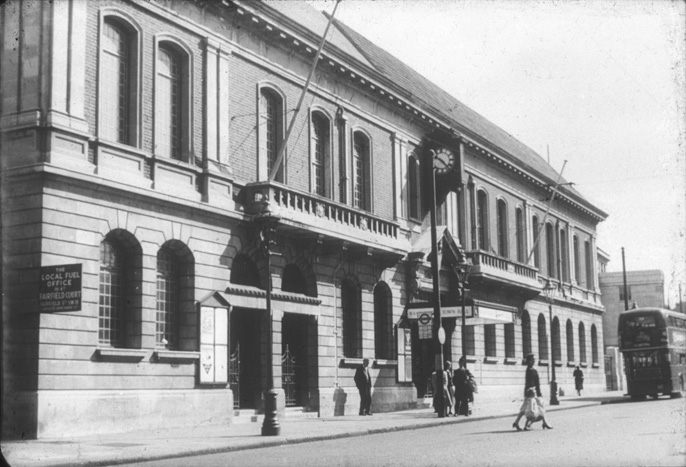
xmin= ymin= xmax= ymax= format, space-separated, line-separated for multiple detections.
xmin=466 ymin=250 xmax=540 ymax=292
xmin=244 ymin=181 xmax=405 ymax=252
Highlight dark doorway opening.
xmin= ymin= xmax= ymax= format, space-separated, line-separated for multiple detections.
xmin=282 ymin=313 xmax=310 ymax=407
xmin=230 ymin=308 xmax=263 ymax=409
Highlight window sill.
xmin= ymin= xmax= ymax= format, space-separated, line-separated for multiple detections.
xmin=580 ymin=362 xmax=588 ymax=368
xmin=374 ymin=359 xmax=397 ymax=367
xmin=340 ymin=357 xmax=365 ymax=367
xmin=538 ymin=359 xmax=549 ymax=367
xmin=465 ymin=356 xmax=478 ymax=364
xmin=554 ymin=360 xmax=563 ymax=367
xmin=96 ymin=348 xmax=147 ymax=362
xmin=567 ymin=361 xmax=577 ymax=367
xmin=592 ymin=363 xmax=599 ymax=368
xmin=154 ymin=350 xmax=200 ymax=362
xmin=483 ymin=356 xmax=499 ymax=364
xmin=504 ymin=357 xmax=518 ymax=365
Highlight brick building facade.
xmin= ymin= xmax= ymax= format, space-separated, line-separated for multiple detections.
xmin=1 ymin=0 xmax=608 ymax=439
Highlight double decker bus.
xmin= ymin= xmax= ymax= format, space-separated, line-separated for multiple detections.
xmin=618 ymin=307 xmax=686 ymax=400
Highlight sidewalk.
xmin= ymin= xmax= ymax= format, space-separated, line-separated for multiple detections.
xmin=1 ymin=391 xmax=626 ymax=467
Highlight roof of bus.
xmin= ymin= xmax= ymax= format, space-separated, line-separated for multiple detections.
xmin=618 ymin=307 xmax=685 ymax=320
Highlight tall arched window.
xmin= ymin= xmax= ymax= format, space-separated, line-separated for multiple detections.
xmin=156 ymin=247 xmax=178 ymax=348
xmin=515 ymin=207 xmax=525 ymax=262
xmin=342 ymin=279 xmax=362 ymax=358
xmin=99 ymin=240 xmax=124 ymax=347
xmin=497 ymin=199 xmax=508 ymax=258
xmin=552 ymin=317 xmax=561 ymax=362
xmin=311 ymin=111 xmax=331 ymax=197
xmin=521 ymin=310 xmax=532 ymax=357
xmin=566 ymin=319 xmax=575 ymax=362
xmin=560 ymin=228 xmax=569 ymax=283
xmin=408 ymin=154 xmax=421 ymax=221
xmin=538 ymin=314 xmax=549 ymax=360
xmin=156 ymin=42 xmax=189 ymax=160
xmin=352 ymin=131 xmax=371 ymax=211
xmin=374 ymin=282 xmax=394 ymax=360
xmin=573 ymin=235 xmax=580 ymax=284
xmin=591 ymin=324 xmax=598 ymax=364
xmin=477 ymin=190 xmax=488 ymax=250
xmin=100 ymin=17 xmax=138 ymax=145
xmin=532 ymin=215 xmax=541 ymax=268
xmin=584 ymin=240 xmax=594 ymax=290
xmin=281 ymin=264 xmax=308 ymax=295
xmin=259 ymin=87 xmax=284 ymax=182
xmin=546 ymin=223 xmax=556 ymax=278
xmin=579 ymin=322 xmax=587 ymax=363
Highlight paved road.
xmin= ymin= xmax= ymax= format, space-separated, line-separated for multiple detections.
xmin=124 ymin=398 xmax=685 ymax=467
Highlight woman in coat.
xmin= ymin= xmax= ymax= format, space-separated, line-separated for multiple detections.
xmin=573 ymin=365 xmax=584 ymax=396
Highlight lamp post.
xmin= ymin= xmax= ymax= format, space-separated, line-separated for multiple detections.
xmin=253 ymin=192 xmax=282 ymax=436
xmin=543 ymin=279 xmax=560 ymax=406
xmin=427 ymin=150 xmax=445 ymax=418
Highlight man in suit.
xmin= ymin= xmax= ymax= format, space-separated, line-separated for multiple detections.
xmin=354 ymin=358 xmax=373 ymax=416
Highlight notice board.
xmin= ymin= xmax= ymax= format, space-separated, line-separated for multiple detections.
xmin=199 ymin=306 xmax=228 ymax=384
xmin=39 ymin=264 xmax=82 ymax=312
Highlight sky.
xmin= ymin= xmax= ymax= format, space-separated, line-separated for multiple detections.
xmin=307 ymin=0 xmax=686 ymax=307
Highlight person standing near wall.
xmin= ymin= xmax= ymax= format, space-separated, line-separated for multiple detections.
xmin=573 ymin=365 xmax=584 ymax=396
xmin=453 ymin=356 xmax=474 ymax=416
xmin=354 ymin=358 xmax=373 ymax=416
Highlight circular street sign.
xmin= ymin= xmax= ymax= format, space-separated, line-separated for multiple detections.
xmin=419 ymin=313 xmax=431 ymax=325
xmin=438 ymin=326 xmax=446 ymax=344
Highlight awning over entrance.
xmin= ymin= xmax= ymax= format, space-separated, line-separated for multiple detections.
xmin=217 ymin=285 xmax=322 ymax=316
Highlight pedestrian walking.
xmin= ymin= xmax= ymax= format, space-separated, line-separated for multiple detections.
xmin=453 ymin=356 xmax=474 ymax=416
xmin=445 ymin=361 xmax=456 ymax=415
xmin=573 ymin=365 xmax=584 ymax=396
xmin=430 ymin=361 xmax=453 ymax=417
xmin=354 ymin=358 xmax=373 ymax=416
xmin=512 ymin=353 xmax=553 ymax=430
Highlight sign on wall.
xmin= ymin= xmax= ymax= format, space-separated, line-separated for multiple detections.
xmin=199 ymin=306 xmax=228 ymax=384
xmin=39 ymin=264 xmax=82 ymax=312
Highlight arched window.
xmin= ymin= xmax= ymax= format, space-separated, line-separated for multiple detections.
xmin=259 ymin=86 xmax=284 ymax=182
xmin=591 ymin=324 xmax=598 ymax=364
xmin=100 ymin=17 xmax=138 ymax=145
xmin=408 ymin=154 xmax=421 ymax=220
xmin=352 ymin=131 xmax=371 ymax=211
xmin=374 ymin=282 xmax=394 ymax=360
xmin=99 ymin=240 xmax=124 ymax=347
xmin=98 ymin=231 xmax=142 ymax=348
xmin=546 ymin=223 xmax=556 ymax=279
xmin=532 ymin=215 xmax=541 ymax=268
xmin=311 ymin=111 xmax=331 ymax=197
xmin=515 ymin=207 xmax=525 ymax=262
xmin=573 ymin=235 xmax=580 ymax=284
xmin=282 ymin=264 xmax=308 ymax=295
xmin=342 ymin=279 xmax=362 ymax=358
xmin=156 ymin=42 xmax=189 ymax=160
xmin=552 ymin=316 xmax=561 ymax=362
xmin=476 ymin=190 xmax=489 ymax=250
xmin=438 ymin=191 xmax=459 ymax=238
xmin=538 ymin=314 xmax=548 ymax=360
xmin=497 ymin=199 xmax=508 ymax=258
xmin=521 ymin=310 xmax=531 ymax=357
xmin=560 ymin=228 xmax=569 ymax=283
xmin=566 ymin=319 xmax=575 ymax=362
xmin=156 ymin=247 xmax=178 ymax=348
xmin=584 ymin=240 xmax=594 ymax=290
xmin=579 ymin=322 xmax=587 ymax=363
xmin=230 ymin=254 xmax=261 ymax=288
xmin=505 ymin=323 xmax=516 ymax=358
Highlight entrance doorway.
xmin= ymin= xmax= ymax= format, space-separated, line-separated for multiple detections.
xmin=230 ymin=308 xmax=263 ymax=409
xmin=281 ymin=313 xmax=314 ymax=408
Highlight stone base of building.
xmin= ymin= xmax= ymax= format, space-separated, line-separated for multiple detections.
xmin=4 ymin=389 xmax=233 ymax=439
xmin=317 ymin=385 xmax=418 ymax=417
